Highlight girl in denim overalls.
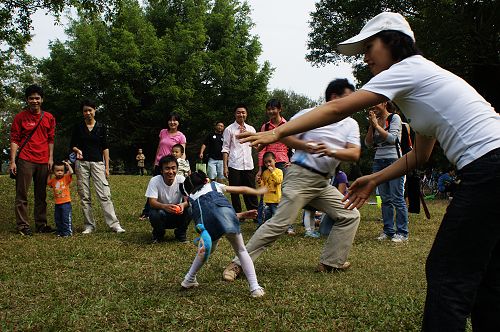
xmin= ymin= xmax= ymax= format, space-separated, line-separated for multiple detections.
xmin=181 ymin=170 xmax=267 ymax=297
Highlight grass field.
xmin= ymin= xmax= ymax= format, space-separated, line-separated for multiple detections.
xmin=0 ymin=175 xmax=465 ymax=331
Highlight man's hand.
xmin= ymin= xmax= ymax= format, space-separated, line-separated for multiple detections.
xmin=48 ymin=157 xmax=54 ymax=171
xmin=9 ymin=160 xmax=16 ymax=177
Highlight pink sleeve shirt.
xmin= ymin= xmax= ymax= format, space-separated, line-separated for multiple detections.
xmin=154 ymin=130 xmax=186 ymax=165
xmin=257 ymin=118 xmax=289 ymax=167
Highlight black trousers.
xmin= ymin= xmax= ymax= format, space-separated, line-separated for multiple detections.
xmin=227 ymin=167 xmax=258 ymax=213
xmin=422 ymin=148 xmax=500 ymax=331
xmin=149 ymin=208 xmax=190 ymax=241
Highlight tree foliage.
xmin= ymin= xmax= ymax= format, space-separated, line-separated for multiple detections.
xmin=40 ymin=0 xmax=272 ymax=167
xmin=307 ymin=0 xmax=500 ymax=108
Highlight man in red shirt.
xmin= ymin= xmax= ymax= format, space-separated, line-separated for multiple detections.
xmin=10 ymin=85 xmax=56 ymax=235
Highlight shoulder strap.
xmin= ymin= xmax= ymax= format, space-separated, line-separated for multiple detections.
xmin=16 ymin=111 xmax=45 ymax=157
xmin=210 ymin=181 xmax=217 ymax=192
xmin=385 ymin=113 xmax=394 ymax=130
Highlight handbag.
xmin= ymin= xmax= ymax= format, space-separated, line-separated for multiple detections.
xmin=195 ymin=160 xmax=207 ymax=174
xmin=10 ymin=111 xmax=45 ymax=179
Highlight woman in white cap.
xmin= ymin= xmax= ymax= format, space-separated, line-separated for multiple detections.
xmin=238 ymin=11 xmax=500 ymax=331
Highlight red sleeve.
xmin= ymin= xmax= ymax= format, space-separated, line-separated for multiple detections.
xmin=10 ymin=112 xmax=23 ymax=145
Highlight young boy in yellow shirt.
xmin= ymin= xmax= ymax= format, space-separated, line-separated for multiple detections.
xmin=257 ymin=152 xmax=283 ymax=225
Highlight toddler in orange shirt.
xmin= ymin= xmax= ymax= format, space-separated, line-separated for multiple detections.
xmin=47 ymin=161 xmax=74 ymax=237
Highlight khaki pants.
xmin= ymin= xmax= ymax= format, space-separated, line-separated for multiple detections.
xmin=76 ymin=160 xmax=119 ymax=229
xmin=15 ymin=158 xmax=48 ymax=231
xmin=233 ymin=164 xmax=360 ymax=268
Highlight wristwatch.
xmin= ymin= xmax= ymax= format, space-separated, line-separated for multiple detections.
xmin=331 ymin=149 xmax=338 ymax=158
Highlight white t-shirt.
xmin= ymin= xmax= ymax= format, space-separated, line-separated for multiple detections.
xmin=189 ymin=182 xmax=227 ymax=201
xmin=290 ymin=108 xmax=361 ymax=176
xmin=145 ymin=174 xmax=185 ymax=204
xmin=362 ymin=55 xmax=500 ymax=169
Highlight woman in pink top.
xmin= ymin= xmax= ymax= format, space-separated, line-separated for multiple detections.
xmin=154 ymin=113 xmax=186 ymax=167
xmin=140 ymin=113 xmax=187 ymax=220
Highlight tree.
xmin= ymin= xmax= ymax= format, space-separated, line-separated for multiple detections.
xmin=40 ymin=0 xmax=272 ymax=167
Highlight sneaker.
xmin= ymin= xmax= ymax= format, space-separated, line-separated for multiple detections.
xmin=391 ymin=234 xmax=408 ymax=243
xmin=251 ymin=287 xmax=265 ymax=298
xmin=287 ymin=226 xmax=296 ymax=235
xmin=82 ymin=227 xmax=94 ymax=234
xmin=304 ymin=230 xmax=320 ymax=238
xmin=18 ymin=228 xmax=33 ymax=236
xmin=376 ymin=232 xmax=392 ymax=241
xmin=222 ymin=262 xmax=242 ymax=282
xmin=36 ymin=225 xmax=55 ymax=233
xmin=315 ymin=261 xmax=351 ymax=273
xmin=112 ymin=224 xmax=126 ymax=233
xmin=181 ymin=277 xmax=199 ymax=289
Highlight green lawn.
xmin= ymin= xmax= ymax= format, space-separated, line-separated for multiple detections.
xmin=0 ymin=175 xmax=466 ymax=331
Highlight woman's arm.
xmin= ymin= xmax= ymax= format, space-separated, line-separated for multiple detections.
xmin=103 ymin=149 xmax=110 ymax=178
xmin=344 ymin=134 xmax=436 ymax=209
xmin=239 ymin=90 xmax=387 ymax=146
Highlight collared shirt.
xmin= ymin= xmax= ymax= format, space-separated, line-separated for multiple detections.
xmin=221 ymin=121 xmax=256 ymax=170
xmin=257 ymin=118 xmax=289 ymax=166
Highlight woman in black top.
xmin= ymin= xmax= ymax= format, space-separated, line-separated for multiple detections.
xmin=70 ymin=99 xmax=125 ymax=234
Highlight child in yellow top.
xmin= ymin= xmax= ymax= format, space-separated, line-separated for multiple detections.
xmin=47 ymin=161 xmax=74 ymax=237
xmin=257 ymin=152 xmax=283 ymax=224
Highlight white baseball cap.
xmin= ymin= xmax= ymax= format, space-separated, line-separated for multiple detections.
xmin=337 ymin=12 xmax=415 ymax=56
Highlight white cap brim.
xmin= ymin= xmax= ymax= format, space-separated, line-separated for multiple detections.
xmin=337 ymin=31 xmax=380 ymax=56
xmin=337 ymin=12 xmax=415 ymax=56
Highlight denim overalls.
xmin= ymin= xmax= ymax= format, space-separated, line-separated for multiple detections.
xmin=189 ymin=182 xmax=240 ymax=241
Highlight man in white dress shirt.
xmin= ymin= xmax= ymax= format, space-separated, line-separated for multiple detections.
xmin=222 ymin=104 xmax=258 ymax=214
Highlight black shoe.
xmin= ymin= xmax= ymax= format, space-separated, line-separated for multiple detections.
xmin=36 ymin=225 xmax=56 ymax=233
xmin=18 ymin=228 xmax=33 ymax=236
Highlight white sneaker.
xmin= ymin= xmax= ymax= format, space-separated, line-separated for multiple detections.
xmin=112 ymin=224 xmax=126 ymax=233
xmin=376 ymin=232 xmax=391 ymax=241
xmin=391 ymin=234 xmax=408 ymax=243
xmin=304 ymin=230 xmax=320 ymax=238
xmin=82 ymin=227 xmax=94 ymax=234
xmin=251 ymin=287 xmax=265 ymax=298
xmin=181 ymin=277 xmax=199 ymax=289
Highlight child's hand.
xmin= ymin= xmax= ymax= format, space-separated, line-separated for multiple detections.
xmin=267 ymin=165 xmax=274 ymax=172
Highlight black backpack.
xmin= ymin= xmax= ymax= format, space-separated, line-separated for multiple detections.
xmin=386 ymin=113 xmax=413 ymax=158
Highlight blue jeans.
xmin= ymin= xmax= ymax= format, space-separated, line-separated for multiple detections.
xmin=373 ymin=158 xmax=408 ymax=237
xmin=54 ymin=202 xmax=72 ymax=236
xmin=423 ymin=148 xmax=500 ymax=331
xmin=207 ymin=158 xmax=224 ymax=180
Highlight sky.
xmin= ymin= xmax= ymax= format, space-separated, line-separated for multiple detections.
xmin=26 ymin=0 xmax=355 ymax=100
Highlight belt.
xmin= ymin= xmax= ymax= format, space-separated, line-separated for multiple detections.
xmin=292 ymin=162 xmax=329 ymax=178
